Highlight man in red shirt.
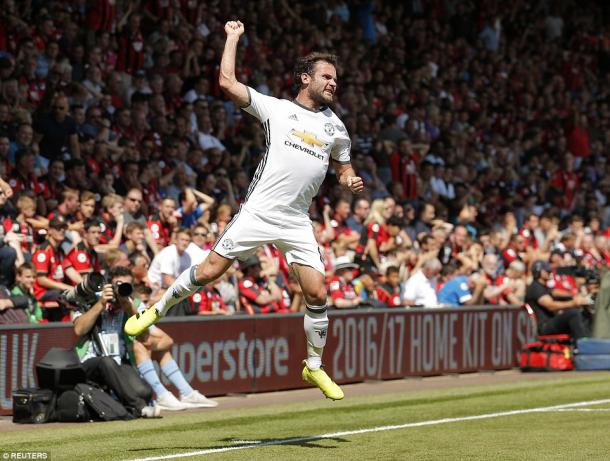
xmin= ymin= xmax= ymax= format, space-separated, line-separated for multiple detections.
xmin=329 ymin=256 xmax=362 ymax=309
xmin=65 ymin=219 xmax=103 ymax=285
xmin=519 ymin=213 xmax=541 ymax=249
xmin=190 ymin=279 xmax=228 ymax=315
xmin=238 ymin=256 xmax=287 ymax=314
xmin=48 ymin=187 xmax=80 ymax=228
xmin=377 ymin=266 xmax=403 ymax=307
xmin=328 ymin=198 xmax=360 ymax=249
xmin=32 ymin=216 xmax=73 ymax=321
xmin=148 ymin=198 xmax=177 ymax=247
xmin=549 ymin=153 xmax=579 ymax=210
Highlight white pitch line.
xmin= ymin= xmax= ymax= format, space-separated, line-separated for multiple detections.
xmin=546 ymin=408 xmax=610 ymax=412
xmin=124 ymin=398 xmax=610 ymax=461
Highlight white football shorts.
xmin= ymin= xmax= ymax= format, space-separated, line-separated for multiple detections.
xmin=212 ymin=207 xmax=325 ymax=274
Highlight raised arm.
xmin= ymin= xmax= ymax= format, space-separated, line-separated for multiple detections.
xmin=219 ymin=20 xmax=249 ymax=108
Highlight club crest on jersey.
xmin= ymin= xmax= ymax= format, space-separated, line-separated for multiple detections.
xmin=222 ymin=238 xmax=235 ymax=251
xmin=324 ymin=123 xmax=335 ymax=136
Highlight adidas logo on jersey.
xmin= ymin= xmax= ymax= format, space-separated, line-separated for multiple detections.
xmin=288 ymin=114 xmax=299 ymax=121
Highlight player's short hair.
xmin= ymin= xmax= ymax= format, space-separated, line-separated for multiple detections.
xmin=293 ymin=52 xmax=337 ymax=91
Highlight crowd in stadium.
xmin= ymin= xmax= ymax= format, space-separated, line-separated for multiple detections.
xmin=0 ymin=0 xmax=609 ymax=325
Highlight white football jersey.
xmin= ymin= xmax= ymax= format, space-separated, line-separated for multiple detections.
xmin=241 ymin=86 xmax=351 ymax=217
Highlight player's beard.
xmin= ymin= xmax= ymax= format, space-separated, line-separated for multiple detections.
xmin=309 ymin=85 xmax=332 ymax=107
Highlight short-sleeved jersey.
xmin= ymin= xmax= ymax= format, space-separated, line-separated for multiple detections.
xmin=241 ymin=87 xmax=351 ymax=217
xmin=329 ymin=275 xmax=357 ymax=301
xmin=438 ymin=275 xmax=472 ymax=306
xmin=32 ymin=241 xmax=69 ymax=300
xmin=238 ymin=276 xmax=278 ymax=314
xmin=190 ymin=287 xmax=227 ymax=314
xmin=66 ymin=242 xmax=101 ymax=276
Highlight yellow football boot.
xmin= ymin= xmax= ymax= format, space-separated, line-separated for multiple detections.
xmin=302 ymin=361 xmax=344 ymax=400
xmin=124 ymin=305 xmax=161 ymax=336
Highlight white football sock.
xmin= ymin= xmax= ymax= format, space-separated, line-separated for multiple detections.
xmin=304 ymin=304 xmax=328 ymax=370
xmin=156 ymin=265 xmax=203 ymax=316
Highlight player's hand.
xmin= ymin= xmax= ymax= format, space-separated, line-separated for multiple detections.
xmin=225 ymin=20 xmax=245 ymax=38
xmin=346 ymin=176 xmax=364 ymax=194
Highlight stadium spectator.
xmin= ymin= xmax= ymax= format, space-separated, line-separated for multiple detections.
xmin=10 ymin=262 xmax=44 ymax=324
xmin=64 ymin=219 xmax=103 ymax=284
xmin=147 ymin=197 xmax=177 ymax=247
xmin=437 ymin=262 xmax=486 ymax=307
xmin=33 ymin=94 xmax=80 ymax=160
xmin=32 ymin=216 xmax=72 ymax=320
xmin=402 ymin=258 xmax=441 ymax=308
xmin=147 ymin=228 xmax=193 ymax=290
xmin=329 ymin=256 xmax=362 ymax=309
xmin=238 ymin=255 xmax=290 ymax=314
xmin=525 ymin=260 xmax=591 ymax=339
xmin=346 ymin=197 xmax=370 ymax=235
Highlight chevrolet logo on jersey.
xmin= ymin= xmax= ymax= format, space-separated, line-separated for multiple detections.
xmin=285 ymin=129 xmax=327 ymax=160
xmin=291 ymin=130 xmax=327 ymax=147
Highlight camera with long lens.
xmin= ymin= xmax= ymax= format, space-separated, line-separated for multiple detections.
xmin=62 ymin=272 xmax=106 ymax=307
xmin=61 ymin=272 xmax=133 ymax=308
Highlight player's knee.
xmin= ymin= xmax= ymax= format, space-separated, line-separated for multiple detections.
xmin=305 ymin=287 xmax=327 ymax=306
xmin=196 ymin=262 xmax=222 ymax=284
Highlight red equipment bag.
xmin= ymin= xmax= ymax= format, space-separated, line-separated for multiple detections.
xmin=519 ymin=336 xmax=574 ymax=371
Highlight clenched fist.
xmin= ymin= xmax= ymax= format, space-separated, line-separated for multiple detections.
xmin=225 ymin=20 xmax=245 ymax=37
xmin=347 ymin=176 xmax=364 ymax=194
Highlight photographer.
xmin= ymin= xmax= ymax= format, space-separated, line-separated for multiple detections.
xmin=72 ymin=267 xmax=159 ymax=418
xmin=525 ymin=260 xmax=591 ymax=339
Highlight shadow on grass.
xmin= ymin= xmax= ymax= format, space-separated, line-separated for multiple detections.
xmin=127 ymin=435 xmax=350 ymax=453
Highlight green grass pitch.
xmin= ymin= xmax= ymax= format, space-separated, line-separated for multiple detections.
xmin=2 ymin=372 xmax=610 ymax=461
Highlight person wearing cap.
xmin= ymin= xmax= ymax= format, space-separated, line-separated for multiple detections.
xmin=525 ymin=260 xmax=590 ymax=339
xmin=328 ymin=256 xmax=362 ymax=309
xmin=31 ymin=215 xmax=73 ymax=321
xmin=238 ymin=255 xmax=289 ymax=314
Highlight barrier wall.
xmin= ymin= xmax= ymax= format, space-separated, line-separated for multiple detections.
xmin=0 ymin=306 xmax=536 ymax=415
